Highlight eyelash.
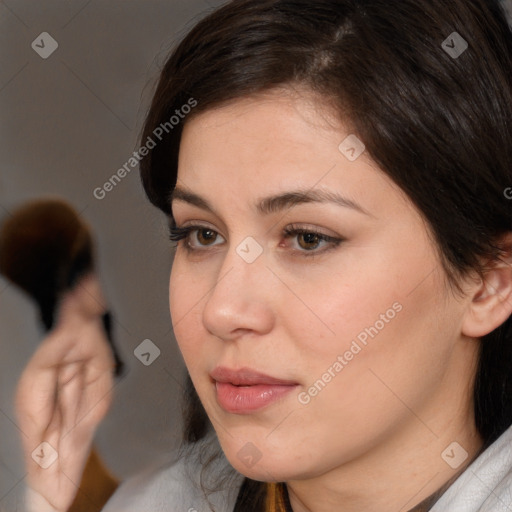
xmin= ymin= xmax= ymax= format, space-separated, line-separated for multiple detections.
xmin=168 ymin=224 xmax=343 ymax=256
xmin=168 ymin=226 xmax=200 ymax=243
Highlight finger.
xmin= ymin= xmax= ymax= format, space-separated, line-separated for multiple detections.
xmin=56 ymin=318 xmax=116 ymax=373
xmin=78 ymin=368 xmax=114 ymax=430
xmin=23 ymin=329 xmax=81 ymax=373
xmin=16 ymin=364 xmax=58 ymax=439
xmin=58 ymin=362 xmax=83 ymax=431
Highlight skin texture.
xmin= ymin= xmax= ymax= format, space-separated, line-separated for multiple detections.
xmin=170 ymin=88 xmax=512 ymax=512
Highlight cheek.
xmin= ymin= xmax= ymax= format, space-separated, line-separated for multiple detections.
xmin=298 ymin=272 xmax=452 ymax=420
xmin=276 ymin=262 xmax=403 ymax=362
xmin=169 ymin=258 xmax=204 ymax=368
xmin=284 ymin=247 xmax=453 ymax=413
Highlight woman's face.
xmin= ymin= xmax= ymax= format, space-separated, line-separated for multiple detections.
xmin=169 ymin=89 xmax=477 ymax=482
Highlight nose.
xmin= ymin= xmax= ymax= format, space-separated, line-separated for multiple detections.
xmin=202 ymin=243 xmax=275 ymax=341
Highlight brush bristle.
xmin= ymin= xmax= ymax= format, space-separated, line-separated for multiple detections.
xmin=0 ymin=198 xmax=94 ymax=328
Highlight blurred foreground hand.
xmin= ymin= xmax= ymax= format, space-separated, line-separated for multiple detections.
xmin=16 ymin=276 xmax=116 ymax=512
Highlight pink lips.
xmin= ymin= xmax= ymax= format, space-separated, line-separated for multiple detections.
xmin=210 ymin=366 xmax=299 ymax=414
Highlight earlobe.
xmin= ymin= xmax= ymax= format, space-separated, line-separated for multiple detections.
xmin=462 ymin=238 xmax=512 ymax=339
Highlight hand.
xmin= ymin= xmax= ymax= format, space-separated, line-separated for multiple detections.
xmin=16 ymin=284 xmax=115 ymax=512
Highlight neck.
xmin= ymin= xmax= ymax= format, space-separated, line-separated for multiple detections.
xmin=404 ymin=473 xmax=461 ymax=512
xmin=286 ymin=404 xmax=483 ymax=512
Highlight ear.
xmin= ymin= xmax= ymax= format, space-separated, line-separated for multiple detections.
xmin=462 ymin=233 xmax=512 ymax=338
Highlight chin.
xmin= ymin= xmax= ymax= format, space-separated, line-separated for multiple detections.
xmin=228 ymin=454 xmax=294 ymax=482
xmin=214 ymin=430 xmax=304 ymax=482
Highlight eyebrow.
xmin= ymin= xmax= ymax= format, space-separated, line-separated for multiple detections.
xmin=170 ymin=187 xmax=371 ymax=217
xmin=257 ymin=190 xmax=371 ymax=216
xmin=170 ymin=188 xmax=213 ymax=212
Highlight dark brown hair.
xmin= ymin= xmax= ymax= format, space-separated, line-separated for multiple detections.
xmin=139 ymin=0 xmax=512 ymax=509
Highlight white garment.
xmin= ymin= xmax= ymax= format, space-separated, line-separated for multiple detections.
xmin=103 ymin=425 xmax=512 ymax=511
xmin=102 ymin=434 xmax=243 ymax=512
xmin=430 ymin=424 xmax=512 ymax=511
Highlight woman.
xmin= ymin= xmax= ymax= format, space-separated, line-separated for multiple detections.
xmin=17 ymin=0 xmax=512 ymax=511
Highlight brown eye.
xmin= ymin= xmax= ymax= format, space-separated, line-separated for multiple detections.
xmin=297 ymin=232 xmax=322 ymax=250
xmin=282 ymin=226 xmax=343 ymax=255
xmin=196 ymin=229 xmax=218 ymax=245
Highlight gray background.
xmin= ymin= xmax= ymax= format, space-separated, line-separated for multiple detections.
xmin=0 ymin=1 xmax=511 ymax=511
xmin=0 ymin=1 xmax=224 ymax=509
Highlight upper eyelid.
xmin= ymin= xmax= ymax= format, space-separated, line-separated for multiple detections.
xmin=173 ymin=220 xmax=220 ymax=232
xmin=171 ymin=223 xmax=341 ymax=238
xmin=171 ymin=209 xmax=228 ymax=234
xmin=284 ymin=223 xmax=341 ymax=238
xmin=169 ymin=223 xmax=224 ymax=237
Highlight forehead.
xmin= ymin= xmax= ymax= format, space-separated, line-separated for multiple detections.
xmin=179 ymin=90 xmax=345 ymax=181
xmin=176 ymin=89 xmax=409 ymax=219
xmin=181 ymin=87 xmax=341 ymax=147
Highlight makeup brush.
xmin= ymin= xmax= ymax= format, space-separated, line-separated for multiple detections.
xmin=0 ymin=198 xmax=124 ymax=376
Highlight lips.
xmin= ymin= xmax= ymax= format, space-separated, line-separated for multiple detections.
xmin=210 ymin=366 xmax=299 ymax=414
xmin=210 ymin=366 xmax=298 ymax=386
